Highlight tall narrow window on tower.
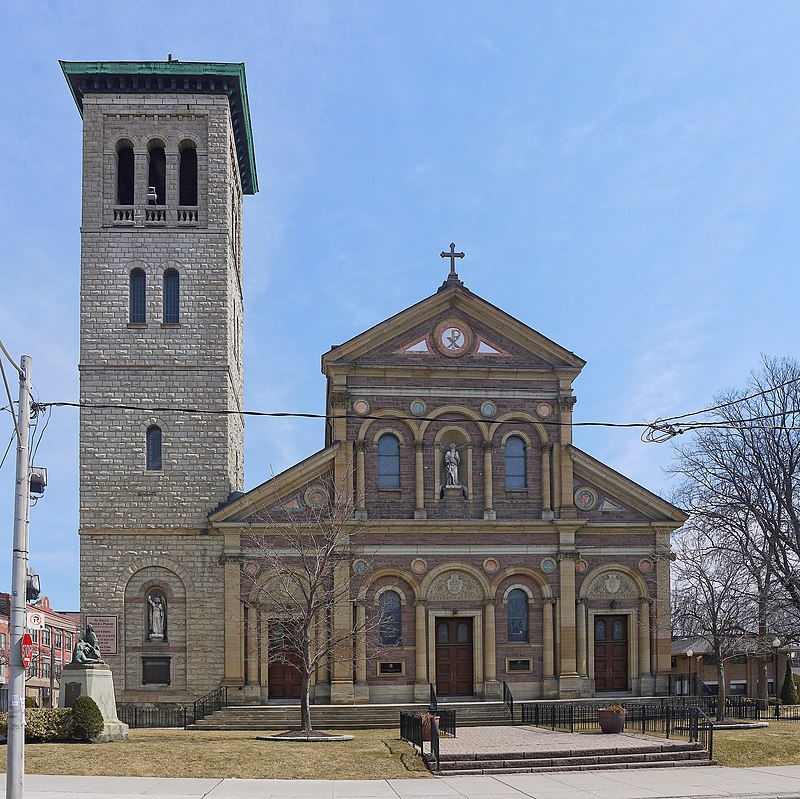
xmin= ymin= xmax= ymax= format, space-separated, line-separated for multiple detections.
xmin=147 ymin=141 xmax=166 ymax=204
xmin=505 ymin=435 xmax=527 ymax=489
xmin=377 ymin=433 xmax=401 ymax=488
xmin=117 ymin=142 xmax=135 ymax=205
xmin=179 ymin=142 xmax=198 ymax=206
xmin=129 ymin=268 xmax=146 ymax=324
xmin=163 ymin=269 xmax=180 ymax=324
xmin=146 ymin=425 xmax=163 ymax=471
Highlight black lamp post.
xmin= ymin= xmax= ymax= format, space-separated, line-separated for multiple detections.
xmin=773 ymin=638 xmax=781 ymax=699
xmin=687 ymin=648 xmax=694 ymax=696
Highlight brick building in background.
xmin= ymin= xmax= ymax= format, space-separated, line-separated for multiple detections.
xmin=0 ymin=594 xmax=80 ymax=708
xmin=64 ymin=59 xmax=686 ymax=707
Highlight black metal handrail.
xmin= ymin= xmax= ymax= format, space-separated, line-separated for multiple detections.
xmin=430 ymin=713 xmax=440 ymax=770
xmin=429 ymin=682 xmax=438 ymax=711
xmin=188 ymin=685 xmax=228 ymax=727
xmin=502 ymin=681 xmax=514 ymax=722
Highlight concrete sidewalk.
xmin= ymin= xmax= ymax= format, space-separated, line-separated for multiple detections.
xmin=4 ymin=767 xmax=800 ymax=799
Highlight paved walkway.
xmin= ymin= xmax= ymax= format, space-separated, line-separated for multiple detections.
xmin=4 ymin=768 xmax=800 ymax=799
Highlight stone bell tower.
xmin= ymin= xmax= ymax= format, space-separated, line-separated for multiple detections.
xmin=62 ymin=61 xmax=257 ymax=700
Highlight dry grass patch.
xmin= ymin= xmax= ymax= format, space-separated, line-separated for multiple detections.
xmin=714 ymin=722 xmax=800 ymax=768
xmin=0 ymin=728 xmax=431 ymax=780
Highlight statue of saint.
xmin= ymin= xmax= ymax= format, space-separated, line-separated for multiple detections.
xmin=71 ymin=624 xmax=104 ymax=665
xmin=148 ymin=594 xmax=166 ymax=640
xmin=444 ymin=443 xmax=461 ymax=487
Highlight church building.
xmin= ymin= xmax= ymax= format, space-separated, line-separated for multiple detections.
xmin=64 ymin=59 xmax=686 ymax=707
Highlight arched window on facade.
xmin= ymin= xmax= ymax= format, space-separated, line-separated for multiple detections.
xmin=377 ymin=433 xmax=401 ymax=488
xmin=163 ymin=269 xmax=180 ymax=324
xmin=179 ymin=143 xmax=198 ymax=206
xmin=129 ymin=268 xmax=146 ymax=324
xmin=507 ymin=588 xmax=529 ymax=643
xmin=146 ymin=425 xmax=162 ymax=471
xmin=505 ymin=435 xmax=527 ymax=488
xmin=117 ymin=143 xmax=134 ymax=205
xmin=147 ymin=142 xmax=166 ymax=204
xmin=379 ymin=590 xmax=402 ymax=646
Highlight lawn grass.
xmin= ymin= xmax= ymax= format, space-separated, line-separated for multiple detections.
xmin=0 ymin=728 xmax=431 ymax=780
xmin=714 ymin=722 xmax=800 ymax=767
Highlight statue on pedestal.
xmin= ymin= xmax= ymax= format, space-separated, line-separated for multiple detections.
xmin=70 ymin=624 xmax=104 ymax=666
xmin=148 ymin=594 xmax=166 ymax=641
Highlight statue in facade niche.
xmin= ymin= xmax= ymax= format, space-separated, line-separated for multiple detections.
xmin=148 ymin=594 xmax=166 ymax=640
xmin=71 ymin=624 xmax=104 ymax=665
xmin=444 ymin=443 xmax=461 ymax=487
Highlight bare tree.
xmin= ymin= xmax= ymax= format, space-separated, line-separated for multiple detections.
xmin=670 ymin=356 xmax=800 ymax=701
xmin=237 ymin=478 xmax=388 ymax=734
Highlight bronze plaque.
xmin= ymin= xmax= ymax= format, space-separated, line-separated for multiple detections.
xmin=64 ymin=682 xmax=81 ymax=707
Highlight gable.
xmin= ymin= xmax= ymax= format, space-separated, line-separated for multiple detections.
xmin=322 ymin=283 xmax=585 ymax=376
xmin=208 ymin=444 xmax=339 ymax=525
xmin=571 ymin=447 xmax=687 ymax=524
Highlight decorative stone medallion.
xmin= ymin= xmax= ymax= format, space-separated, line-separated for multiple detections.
xmin=585 ymin=569 xmax=639 ymax=600
xmin=304 ymin=484 xmax=329 ymax=508
xmin=410 ymin=400 xmax=426 ymax=416
xmin=411 ymin=557 xmax=428 ymax=575
xmin=433 ymin=319 xmax=473 ymax=357
xmin=638 ymin=558 xmax=654 ymax=574
xmin=575 ymin=559 xmax=588 ymax=574
xmin=480 ymin=400 xmax=497 ymax=418
xmin=536 ymin=402 xmax=552 ymax=418
xmin=352 ymin=559 xmax=368 ymax=575
xmin=353 ymin=399 xmax=370 ymax=415
xmin=540 ymin=557 xmax=557 ymax=574
xmin=482 ymin=557 xmax=499 ymax=574
xmin=574 ymin=486 xmax=599 ymax=511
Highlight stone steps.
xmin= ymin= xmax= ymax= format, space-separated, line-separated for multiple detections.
xmin=427 ymin=742 xmax=714 ymax=775
xmin=189 ymin=701 xmax=511 ymax=730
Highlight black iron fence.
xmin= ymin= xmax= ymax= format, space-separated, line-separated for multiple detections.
xmin=399 ymin=708 xmax=456 ymax=771
xmin=429 ymin=683 xmax=438 ymax=711
xmin=117 ymin=704 xmax=187 ymax=728
xmin=521 ymin=701 xmax=714 ymax=760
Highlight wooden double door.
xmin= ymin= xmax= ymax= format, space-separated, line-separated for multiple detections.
xmin=594 ymin=614 xmax=629 ymax=692
xmin=268 ymin=621 xmax=302 ymax=700
xmin=435 ymin=618 xmax=474 ymax=696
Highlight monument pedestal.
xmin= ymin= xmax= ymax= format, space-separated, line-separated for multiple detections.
xmin=59 ymin=664 xmax=129 ymax=741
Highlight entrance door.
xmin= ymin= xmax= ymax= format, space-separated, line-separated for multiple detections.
xmin=594 ymin=615 xmax=628 ymax=692
xmin=268 ymin=621 xmax=302 ymax=700
xmin=435 ymin=618 xmax=474 ymax=696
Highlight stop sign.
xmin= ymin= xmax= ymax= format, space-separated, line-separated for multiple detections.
xmin=20 ymin=632 xmax=33 ymax=669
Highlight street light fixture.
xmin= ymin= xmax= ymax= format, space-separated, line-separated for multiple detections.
xmin=772 ymin=638 xmax=781 ymax=699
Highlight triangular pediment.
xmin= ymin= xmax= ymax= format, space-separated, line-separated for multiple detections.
xmin=571 ymin=447 xmax=687 ymax=524
xmin=208 ymin=444 xmax=339 ymax=524
xmin=322 ymin=283 xmax=585 ymax=375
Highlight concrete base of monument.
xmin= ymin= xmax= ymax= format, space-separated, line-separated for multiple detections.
xmin=59 ymin=664 xmax=129 ymax=742
xmin=257 ymin=731 xmax=355 ymax=742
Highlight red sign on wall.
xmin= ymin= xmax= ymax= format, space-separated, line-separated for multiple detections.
xmin=21 ymin=632 xmax=33 ymax=669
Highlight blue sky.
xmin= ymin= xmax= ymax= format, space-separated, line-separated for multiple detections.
xmin=1 ymin=2 xmax=799 ymax=609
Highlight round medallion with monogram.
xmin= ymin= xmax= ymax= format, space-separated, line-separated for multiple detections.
xmin=304 ymin=484 xmax=329 ymax=508
xmin=353 ymin=399 xmax=370 ymax=415
xmin=410 ymin=400 xmax=426 ymax=416
xmin=536 ymin=402 xmax=552 ymax=418
xmin=574 ymin=486 xmax=599 ymax=511
xmin=480 ymin=400 xmax=497 ymax=418
xmin=411 ymin=557 xmax=428 ymax=575
xmin=433 ymin=319 xmax=473 ymax=357
xmin=540 ymin=557 xmax=557 ymax=574
xmin=483 ymin=557 xmax=499 ymax=574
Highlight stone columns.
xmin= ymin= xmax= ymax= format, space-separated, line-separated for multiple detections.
xmin=414 ymin=442 xmax=426 ymax=519
xmin=540 ymin=444 xmax=552 ymax=518
xmin=542 ymin=599 xmax=557 ymax=698
xmin=557 ymin=540 xmax=582 ymax=697
xmin=558 ymin=395 xmax=577 ymax=519
xmin=653 ymin=534 xmax=673 ymax=691
xmin=413 ymin=599 xmax=428 ymax=701
xmin=222 ymin=543 xmax=244 ymax=686
xmin=245 ymin=605 xmax=259 ymax=684
xmin=483 ymin=599 xmax=500 ymax=698
xmin=576 ymin=599 xmax=587 ymax=677
xmin=330 ymin=557 xmax=355 ymax=704
xmin=355 ymin=440 xmax=366 ymax=517
xmin=354 ymin=600 xmax=368 ymax=702
xmin=638 ymin=597 xmax=652 ymax=677
xmin=482 ymin=442 xmax=495 ymax=520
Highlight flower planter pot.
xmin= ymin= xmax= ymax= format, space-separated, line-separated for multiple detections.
xmin=421 ymin=713 xmax=441 ymax=741
xmin=597 ymin=708 xmax=626 ymax=734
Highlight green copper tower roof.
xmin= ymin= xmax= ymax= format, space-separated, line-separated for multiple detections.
xmin=60 ymin=60 xmax=258 ymax=194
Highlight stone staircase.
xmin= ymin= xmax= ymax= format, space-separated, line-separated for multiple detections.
xmin=188 ymin=700 xmax=511 ymax=730
xmin=427 ymin=740 xmax=714 ymax=775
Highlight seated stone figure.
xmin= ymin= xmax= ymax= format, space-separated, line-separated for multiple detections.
xmin=71 ymin=624 xmax=105 ymax=665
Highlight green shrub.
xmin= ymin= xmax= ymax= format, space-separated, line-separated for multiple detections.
xmin=69 ymin=695 xmax=104 ymax=741
xmin=0 ymin=709 xmax=72 ymax=741
xmin=25 ymin=696 xmax=39 ymax=708
xmin=781 ymin=657 xmax=799 ymax=705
